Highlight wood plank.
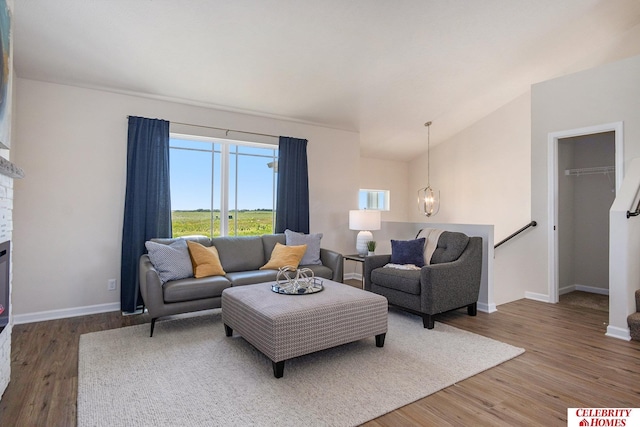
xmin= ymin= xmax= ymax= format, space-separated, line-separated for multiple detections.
xmin=1 ymin=293 xmax=639 ymax=426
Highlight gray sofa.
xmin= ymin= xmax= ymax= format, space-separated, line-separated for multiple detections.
xmin=139 ymin=234 xmax=344 ymax=336
xmin=364 ymin=231 xmax=482 ymax=329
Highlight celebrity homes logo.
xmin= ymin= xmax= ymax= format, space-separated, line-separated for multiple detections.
xmin=568 ymin=408 xmax=639 ymax=426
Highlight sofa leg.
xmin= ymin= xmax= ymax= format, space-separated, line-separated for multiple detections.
xmin=422 ymin=314 xmax=434 ymax=329
xmin=150 ymin=318 xmax=157 ymax=337
xmin=468 ymin=303 xmax=477 ymax=316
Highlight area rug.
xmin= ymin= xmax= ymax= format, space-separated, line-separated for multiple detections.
xmin=78 ymin=309 xmax=524 ymax=427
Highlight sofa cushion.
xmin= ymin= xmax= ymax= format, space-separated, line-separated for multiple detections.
xmin=261 ymin=234 xmax=286 ymax=261
xmin=163 ymin=275 xmax=231 ymax=303
xmin=299 ymin=264 xmax=333 ymax=280
xmin=225 ymin=270 xmax=279 ymax=286
xmin=151 ymin=235 xmax=212 ymax=247
xmin=186 ymin=241 xmax=226 ymax=278
xmin=285 ymin=229 xmax=323 ymax=265
xmin=211 ymin=236 xmax=265 ymax=272
xmin=431 ymin=231 xmax=470 ymax=264
xmin=260 ymin=242 xmax=307 ymax=270
xmin=390 ymin=238 xmax=426 ymax=267
xmin=145 ymin=239 xmax=194 ymax=283
xmin=371 ymin=267 xmax=421 ymax=295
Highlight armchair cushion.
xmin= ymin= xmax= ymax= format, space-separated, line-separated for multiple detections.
xmin=390 ymin=238 xmax=426 ymax=267
xmin=430 ymin=231 xmax=470 ymax=264
xmin=371 ymin=268 xmax=421 ymax=295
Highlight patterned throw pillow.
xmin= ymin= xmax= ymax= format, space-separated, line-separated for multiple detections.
xmin=186 ymin=240 xmax=226 ymax=278
xmin=260 ymin=242 xmax=307 ymax=270
xmin=390 ymin=238 xmax=426 ymax=267
xmin=284 ymin=229 xmax=323 ymax=265
xmin=145 ymin=239 xmax=194 ymax=283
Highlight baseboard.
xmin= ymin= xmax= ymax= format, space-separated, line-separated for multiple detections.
xmin=574 ymin=284 xmax=609 ymax=295
xmin=344 ymin=272 xmax=362 ymax=281
xmin=525 ymin=292 xmax=551 ymax=303
xmin=477 ymin=302 xmax=496 ymax=313
xmin=13 ymin=302 xmax=121 ymax=325
xmin=560 ymin=284 xmax=609 ymax=296
xmin=606 ymin=325 xmax=631 ymax=341
xmin=558 ymin=285 xmax=576 ymax=295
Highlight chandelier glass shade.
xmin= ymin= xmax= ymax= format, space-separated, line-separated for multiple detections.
xmin=418 ymin=121 xmax=440 ymax=217
xmin=417 ymin=185 xmax=440 ymax=217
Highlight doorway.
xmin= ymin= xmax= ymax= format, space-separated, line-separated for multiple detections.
xmin=547 ymin=122 xmax=623 ymax=303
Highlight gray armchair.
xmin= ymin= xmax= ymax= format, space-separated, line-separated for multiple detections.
xmin=364 ymin=232 xmax=482 ymax=329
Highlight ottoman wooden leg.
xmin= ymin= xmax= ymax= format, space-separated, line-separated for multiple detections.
xmin=224 ymin=324 xmax=233 ymax=337
xmin=375 ymin=333 xmax=386 ymax=347
xmin=272 ymin=361 xmax=285 ymax=378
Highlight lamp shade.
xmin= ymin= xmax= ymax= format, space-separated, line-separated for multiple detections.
xmin=349 ymin=210 xmax=381 ymax=231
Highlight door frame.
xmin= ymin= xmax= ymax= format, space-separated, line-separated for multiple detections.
xmin=547 ymin=122 xmax=624 ymax=303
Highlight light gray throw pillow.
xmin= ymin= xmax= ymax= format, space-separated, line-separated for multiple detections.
xmin=145 ymin=239 xmax=194 ymax=283
xmin=285 ymin=229 xmax=323 ymax=265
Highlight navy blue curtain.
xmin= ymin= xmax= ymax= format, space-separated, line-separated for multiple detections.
xmin=275 ymin=136 xmax=310 ymax=233
xmin=120 ymin=116 xmax=172 ymax=313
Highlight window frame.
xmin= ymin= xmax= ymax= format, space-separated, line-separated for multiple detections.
xmin=169 ymin=133 xmax=278 ymax=237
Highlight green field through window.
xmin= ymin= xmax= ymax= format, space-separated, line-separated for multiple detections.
xmin=172 ymin=210 xmax=274 ymax=238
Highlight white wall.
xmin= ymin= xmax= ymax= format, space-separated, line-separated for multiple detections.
xmin=531 ymin=55 xmax=640 ymax=335
xmin=12 ymin=78 xmax=359 ymax=319
xmin=408 ymin=92 xmax=531 ymax=242
xmin=408 ymin=91 xmax=534 ymax=305
xmin=359 ymin=157 xmax=409 ymax=222
xmin=531 ymin=55 xmax=640 ymax=297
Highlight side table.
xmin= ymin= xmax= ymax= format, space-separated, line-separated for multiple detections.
xmin=344 ymin=254 xmax=366 ymax=288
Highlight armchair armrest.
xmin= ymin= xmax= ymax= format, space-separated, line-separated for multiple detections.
xmin=419 ymin=237 xmax=482 ymax=313
xmin=320 ymin=248 xmax=344 ymax=283
xmin=364 ymin=254 xmax=391 ymax=291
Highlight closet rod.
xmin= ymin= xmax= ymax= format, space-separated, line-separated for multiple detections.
xmin=126 ymin=116 xmax=279 ymax=139
xmin=564 ymin=166 xmax=615 ymax=176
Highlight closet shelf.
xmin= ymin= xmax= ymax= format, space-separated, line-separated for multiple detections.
xmin=564 ymin=166 xmax=615 ymax=176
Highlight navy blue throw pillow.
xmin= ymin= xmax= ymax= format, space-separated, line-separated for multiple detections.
xmin=390 ymin=238 xmax=426 ymax=267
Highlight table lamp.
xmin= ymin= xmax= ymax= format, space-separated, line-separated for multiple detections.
xmin=349 ymin=210 xmax=381 ymax=256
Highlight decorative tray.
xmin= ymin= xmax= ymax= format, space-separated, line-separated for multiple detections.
xmin=271 ymin=266 xmax=324 ymax=295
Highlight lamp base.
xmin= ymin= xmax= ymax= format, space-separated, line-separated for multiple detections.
xmin=356 ymin=230 xmax=373 ymax=256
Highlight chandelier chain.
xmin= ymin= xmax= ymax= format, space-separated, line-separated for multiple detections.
xmin=425 ymin=121 xmax=432 ymax=186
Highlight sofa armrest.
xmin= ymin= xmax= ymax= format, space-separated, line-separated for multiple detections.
xmin=419 ymin=237 xmax=482 ymax=313
xmin=364 ymin=254 xmax=392 ymax=291
xmin=139 ymin=254 xmax=166 ymax=318
xmin=320 ymin=248 xmax=344 ymax=283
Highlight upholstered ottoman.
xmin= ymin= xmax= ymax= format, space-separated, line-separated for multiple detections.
xmin=221 ymin=279 xmax=388 ymax=378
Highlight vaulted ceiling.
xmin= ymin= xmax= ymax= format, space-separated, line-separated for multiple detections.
xmin=12 ymin=0 xmax=640 ymax=161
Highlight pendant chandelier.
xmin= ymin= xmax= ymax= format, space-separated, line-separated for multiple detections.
xmin=417 ymin=121 xmax=440 ymax=217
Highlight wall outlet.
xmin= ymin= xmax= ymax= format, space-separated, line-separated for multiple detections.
xmin=107 ymin=279 xmax=117 ymax=291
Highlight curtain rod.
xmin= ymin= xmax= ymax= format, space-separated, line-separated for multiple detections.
xmin=127 ymin=116 xmax=279 ymax=139
xmin=171 ymin=121 xmax=279 ymax=139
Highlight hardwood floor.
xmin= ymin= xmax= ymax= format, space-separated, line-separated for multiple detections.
xmin=1 ymin=288 xmax=638 ymax=426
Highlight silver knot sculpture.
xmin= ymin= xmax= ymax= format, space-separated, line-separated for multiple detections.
xmin=276 ymin=265 xmax=316 ymax=293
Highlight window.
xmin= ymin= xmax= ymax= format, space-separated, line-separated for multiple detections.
xmin=359 ymin=189 xmax=390 ymax=211
xmin=169 ymin=135 xmax=278 ymax=237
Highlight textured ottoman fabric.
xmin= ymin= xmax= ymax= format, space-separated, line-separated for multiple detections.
xmin=221 ymin=280 xmax=388 ymax=364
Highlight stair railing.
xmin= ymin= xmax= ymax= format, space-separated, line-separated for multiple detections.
xmin=627 ymin=199 xmax=640 ymax=218
xmin=626 ymin=186 xmax=640 ymax=218
xmin=494 ymin=221 xmax=537 ymax=249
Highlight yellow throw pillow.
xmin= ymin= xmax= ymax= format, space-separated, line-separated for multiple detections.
xmin=260 ymin=242 xmax=307 ymax=270
xmin=186 ymin=240 xmax=226 ymax=278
